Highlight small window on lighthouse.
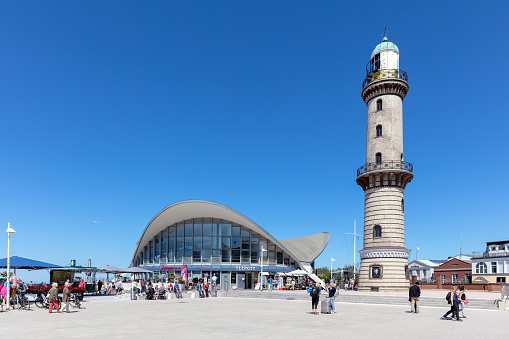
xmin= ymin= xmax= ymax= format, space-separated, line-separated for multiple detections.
xmin=374 ymin=225 xmax=382 ymax=238
xmin=376 ymin=153 xmax=382 ymax=164
xmin=376 ymin=99 xmax=382 ymax=111
xmin=376 ymin=125 xmax=382 ymax=137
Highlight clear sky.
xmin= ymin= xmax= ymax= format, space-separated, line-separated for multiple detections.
xmin=1 ymin=1 xmax=507 ymax=282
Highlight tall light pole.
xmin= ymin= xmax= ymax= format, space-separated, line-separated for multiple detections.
xmin=331 ymin=257 xmax=336 ymax=280
xmin=6 ymin=223 xmax=16 ymax=311
xmin=259 ymin=248 xmax=267 ymax=291
xmin=346 ymin=220 xmax=363 ymax=278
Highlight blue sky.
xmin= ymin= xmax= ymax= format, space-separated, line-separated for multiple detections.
xmin=0 ymin=1 xmax=507 ymax=282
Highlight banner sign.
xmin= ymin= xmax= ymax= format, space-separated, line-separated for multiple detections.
xmin=181 ymin=265 xmax=188 ymax=286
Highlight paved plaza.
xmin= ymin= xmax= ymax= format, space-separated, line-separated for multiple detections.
xmin=1 ymin=294 xmax=507 ymax=338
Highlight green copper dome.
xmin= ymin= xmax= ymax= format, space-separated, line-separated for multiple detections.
xmin=371 ymin=37 xmax=399 ymax=59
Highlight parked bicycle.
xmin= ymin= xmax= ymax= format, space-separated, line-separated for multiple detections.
xmin=70 ymin=292 xmax=81 ymax=309
xmin=16 ymin=291 xmax=30 ymax=311
xmin=34 ymin=290 xmax=61 ymax=309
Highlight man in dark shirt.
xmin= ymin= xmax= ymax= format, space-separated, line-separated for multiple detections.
xmin=409 ymin=281 xmax=421 ymax=313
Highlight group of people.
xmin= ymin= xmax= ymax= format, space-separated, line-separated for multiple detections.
xmin=1 ymin=277 xmax=28 ymax=309
xmin=442 ymin=285 xmax=468 ymax=321
xmin=308 ymin=281 xmax=338 ymax=315
xmin=132 ymin=280 xmax=184 ymax=299
xmin=409 ymin=281 xmax=468 ymax=321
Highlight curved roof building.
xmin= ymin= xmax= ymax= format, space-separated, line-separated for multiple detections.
xmin=131 ymin=200 xmax=329 ymax=289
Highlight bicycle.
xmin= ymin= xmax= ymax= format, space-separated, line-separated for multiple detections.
xmin=70 ymin=293 xmax=81 ymax=309
xmin=34 ymin=291 xmax=61 ymax=310
xmin=16 ymin=292 xmax=30 ymax=311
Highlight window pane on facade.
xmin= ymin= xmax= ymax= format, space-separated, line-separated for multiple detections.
xmin=175 ymin=250 xmax=182 ymax=262
xmin=277 ymin=251 xmax=283 ymax=265
xmin=193 ymin=237 xmax=202 ymax=250
xmin=149 ymin=241 xmax=153 ymax=263
xmin=176 ymin=223 xmax=184 ymax=237
xmin=222 ymin=250 xmax=230 ymax=262
xmin=185 ymin=237 xmax=192 ymax=249
xmin=176 ymin=238 xmax=184 ymax=250
xmin=194 ymin=219 xmax=202 ymax=237
xmin=203 ymin=218 xmax=212 ymax=237
xmin=232 ymin=249 xmax=241 ymax=263
xmin=202 ymin=250 xmax=211 ymax=263
xmin=232 ymin=237 xmax=241 ymax=249
xmin=212 ymin=219 xmax=221 ymax=236
xmin=492 ymin=262 xmax=497 ymax=273
xmin=155 ymin=236 xmax=160 ymax=263
xmin=241 ymin=228 xmax=250 ymax=237
xmin=251 ymin=237 xmax=259 ymax=261
xmin=242 ymin=237 xmax=250 ymax=250
xmin=232 ymin=225 xmax=241 ymax=236
xmin=193 ymin=250 xmax=201 ymax=262
xmin=185 ymin=221 xmax=193 ymax=237
xmin=221 ymin=222 xmax=231 ymax=236
xmin=161 ymin=230 xmax=167 ymax=261
xmin=169 ymin=226 xmax=176 ymax=238
xmin=222 ymin=237 xmax=231 ymax=250
xmin=212 ymin=237 xmax=221 ymax=249
xmin=202 ymin=236 xmax=212 ymax=249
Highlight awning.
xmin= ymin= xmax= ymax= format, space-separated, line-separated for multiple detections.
xmin=0 ymin=256 xmax=63 ymax=270
xmin=285 ymin=269 xmax=309 ymax=276
xmin=125 ymin=267 xmax=153 ymax=273
xmin=99 ymin=265 xmax=131 ymax=273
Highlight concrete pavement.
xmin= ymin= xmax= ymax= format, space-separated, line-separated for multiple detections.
xmin=1 ymin=294 xmax=507 ymax=338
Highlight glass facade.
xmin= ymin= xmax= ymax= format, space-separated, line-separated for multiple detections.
xmin=136 ymin=218 xmax=294 ymax=268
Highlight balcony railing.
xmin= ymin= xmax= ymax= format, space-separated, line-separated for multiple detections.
xmin=357 ymin=160 xmax=413 ymax=177
xmin=363 ymin=69 xmax=408 ymax=88
xmin=473 ymin=251 xmax=509 ymax=258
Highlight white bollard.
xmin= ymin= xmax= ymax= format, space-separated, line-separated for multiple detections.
xmin=191 ymin=292 xmax=196 ymax=298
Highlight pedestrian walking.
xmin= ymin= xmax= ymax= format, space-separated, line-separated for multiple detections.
xmin=409 ymin=281 xmax=421 ymax=313
xmin=442 ymin=286 xmax=462 ymax=321
xmin=62 ymin=282 xmax=71 ymax=313
xmin=459 ymin=286 xmax=468 ymax=318
xmin=48 ymin=283 xmax=61 ymax=313
xmin=328 ymin=282 xmax=337 ymax=314
xmin=97 ymin=280 xmax=103 ymax=294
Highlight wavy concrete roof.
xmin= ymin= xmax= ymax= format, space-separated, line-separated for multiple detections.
xmin=279 ymin=233 xmax=329 ymax=263
xmin=131 ymin=200 xmax=316 ymax=268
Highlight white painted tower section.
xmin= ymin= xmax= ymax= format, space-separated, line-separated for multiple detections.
xmin=356 ymin=36 xmax=413 ymax=292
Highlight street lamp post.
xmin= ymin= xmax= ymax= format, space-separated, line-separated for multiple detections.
xmin=6 ymin=223 xmax=16 ymax=311
xmin=260 ymin=248 xmax=267 ymax=291
xmin=331 ymin=257 xmax=336 ymax=281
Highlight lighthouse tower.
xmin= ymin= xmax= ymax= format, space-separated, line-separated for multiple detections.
xmin=355 ymin=34 xmax=414 ymax=292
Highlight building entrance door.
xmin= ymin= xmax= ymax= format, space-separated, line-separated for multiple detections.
xmin=221 ymin=273 xmax=230 ymax=290
xmin=237 ymin=273 xmax=246 ymax=289
xmin=246 ymin=272 xmax=253 ymax=289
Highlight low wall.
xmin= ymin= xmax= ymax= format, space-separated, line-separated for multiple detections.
xmin=419 ymin=283 xmax=503 ymax=291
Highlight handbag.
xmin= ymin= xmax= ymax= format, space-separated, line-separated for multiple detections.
xmin=464 ymin=299 xmax=469 ymax=304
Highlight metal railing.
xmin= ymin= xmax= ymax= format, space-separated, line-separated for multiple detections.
xmin=472 ymin=251 xmax=509 ymax=258
xmin=357 ymin=160 xmax=413 ymax=177
xmin=363 ymin=69 xmax=408 ymax=88
xmin=501 ymin=284 xmax=509 ymax=301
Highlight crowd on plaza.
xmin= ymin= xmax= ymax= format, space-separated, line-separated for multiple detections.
xmin=409 ymin=281 xmax=469 ymax=321
xmin=128 ymin=279 xmax=211 ymax=300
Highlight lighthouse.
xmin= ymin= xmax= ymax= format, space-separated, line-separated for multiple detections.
xmin=355 ymin=34 xmax=414 ymax=292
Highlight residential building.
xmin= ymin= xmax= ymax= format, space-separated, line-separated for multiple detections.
xmin=408 ymin=259 xmax=444 ymax=283
xmin=471 ymin=241 xmax=509 ymax=284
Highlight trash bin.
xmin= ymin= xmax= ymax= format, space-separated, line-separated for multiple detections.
xmin=131 ymin=288 xmax=137 ymax=300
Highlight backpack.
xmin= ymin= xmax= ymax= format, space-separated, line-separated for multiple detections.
xmin=310 ymin=286 xmax=319 ymax=297
xmin=446 ymin=292 xmax=451 ymax=304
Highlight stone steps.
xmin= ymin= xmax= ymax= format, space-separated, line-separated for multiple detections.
xmin=219 ymin=290 xmax=500 ymax=310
